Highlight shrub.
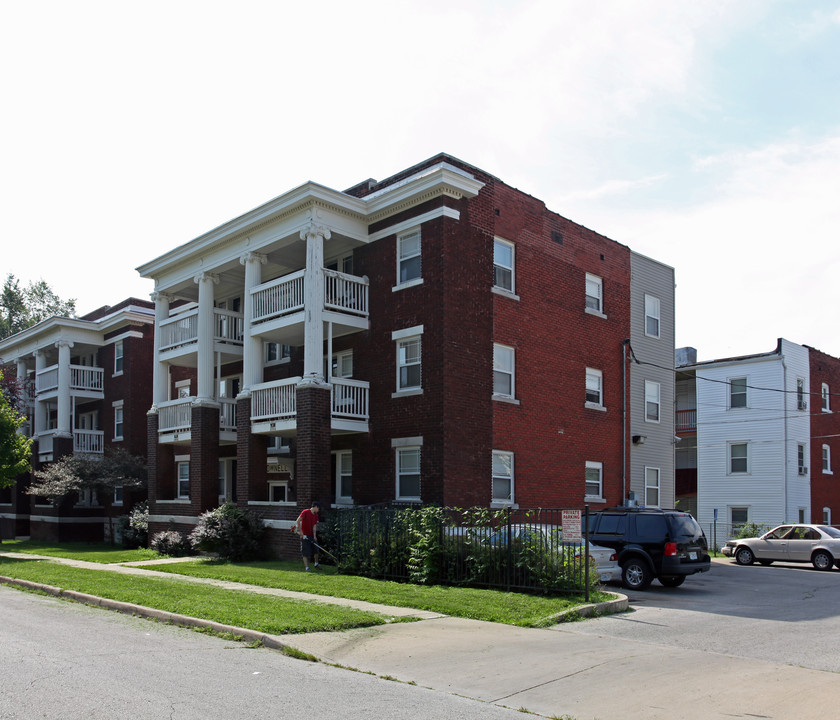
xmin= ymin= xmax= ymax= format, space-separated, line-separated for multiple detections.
xmin=120 ymin=501 xmax=149 ymax=548
xmin=734 ymin=521 xmax=770 ymax=540
xmin=189 ymin=503 xmax=265 ymax=561
xmin=150 ymin=530 xmax=193 ymax=556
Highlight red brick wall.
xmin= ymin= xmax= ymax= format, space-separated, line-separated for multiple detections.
xmin=809 ymin=347 xmax=840 ymax=523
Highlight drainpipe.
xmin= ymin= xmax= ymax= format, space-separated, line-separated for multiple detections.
xmin=622 ymin=338 xmax=630 ymax=505
xmin=781 ymin=352 xmax=789 ymax=523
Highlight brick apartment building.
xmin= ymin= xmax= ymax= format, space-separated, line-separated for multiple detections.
xmin=0 ymin=299 xmax=155 ymax=540
xmin=137 ymin=153 xmax=675 ymax=555
xmin=809 ymin=346 xmax=840 ymax=525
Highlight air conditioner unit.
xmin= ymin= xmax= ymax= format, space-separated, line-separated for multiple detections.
xmin=798 ymin=400 xmax=808 ymax=411
xmin=799 ymin=466 xmax=808 ymax=475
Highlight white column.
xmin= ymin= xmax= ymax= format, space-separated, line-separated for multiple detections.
xmin=33 ymin=350 xmax=47 ymax=436
xmin=240 ymin=251 xmax=266 ymax=394
xmin=299 ymin=220 xmax=330 ymax=386
xmin=56 ymin=339 xmax=73 ymax=437
xmin=194 ymin=272 xmax=218 ymax=401
xmin=15 ymin=357 xmax=29 ymax=435
xmin=151 ymin=291 xmax=171 ymax=407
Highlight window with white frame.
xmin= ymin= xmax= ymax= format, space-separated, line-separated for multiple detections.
xmin=493 ymin=344 xmax=515 ymax=398
xmin=585 ymin=461 xmax=603 ymax=499
xmin=492 ymin=451 xmax=514 ymax=504
xmin=823 ymin=444 xmax=832 ymax=474
xmin=265 ymin=342 xmax=291 ymax=364
xmin=396 ymin=336 xmax=421 ymax=391
xmin=113 ymin=401 xmax=124 ymax=440
xmin=585 ymin=368 xmax=603 ymax=408
xmin=644 ymin=295 xmax=660 ymax=338
xmin=397 ymin=229 xmax=422 ymax=285
xmin=824 ymin=507 xmax=832 ymax=525
xmin=335 ymin=450 xmax=352 ymax=504
xmin=330 ymin=350 xmax=354 ymax=379
xmin=730 ymin=506 xmax=749 ymax=531
xmin=177 ymin=461 xmax=190 ymax=499
xmin=729 ymin=443 xmax=748 ymax=474
xmin=396 ymin=447 xmax=421 ymax=501
xmin=797 ymin=378 xmax=807 ymax=410
xmin=268 ymin=481 xmax=290 ymax=503
xmin=645 ymin=380 xmax=661 ymax=422
xmin=114 ymin=340 xmax=124 ymax=374
xmin=493 ymin=238 xmax=515 ymax=293
xmin=113 ymin=485 xmax=123 ymax=505
xmin=176 ymin=380 xmax=191 ymax=399
xmin=729 ymin=377 xmax=747 ymax=409
xmin=645 ymin=467 xmax=660 ymax=507
xmin=798 ymin=444 xmax=807 ymax=474
xmin=822 ymin=383 xmax=831 ymax=412
xmin=585 ymin=273 xmax=603 ymax=314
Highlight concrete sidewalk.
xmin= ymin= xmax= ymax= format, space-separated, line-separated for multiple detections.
xmin=3 ymin=551 xmax=837 ymax=719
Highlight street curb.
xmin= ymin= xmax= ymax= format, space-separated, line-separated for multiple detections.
xmin=543 ymin=590 xmax=628 ymax=624
xmin=0 ymin=575 xmax=291 ymax=652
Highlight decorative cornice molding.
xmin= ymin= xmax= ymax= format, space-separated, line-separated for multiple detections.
xmin=240 ymin=251 xmax=267 ymax=266
xmin=193 ymin=272 xmax=219 ymax=285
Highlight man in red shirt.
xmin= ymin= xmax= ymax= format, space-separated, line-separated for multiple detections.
xmin=294 ymin=501 xmax=321 ymax=571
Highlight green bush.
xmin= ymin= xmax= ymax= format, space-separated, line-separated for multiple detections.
xmin=734 ymin=521 xmax=770 ymax=540
xmin=150 ymin=530 xmax=192 ymax=556
xmin=119 ymin=501 xmax=149 ymax=548
xmin=189 ymin=503 xmax=265 ymax=561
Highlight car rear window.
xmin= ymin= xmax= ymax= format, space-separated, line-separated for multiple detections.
xmin=595 ymin=514 xmax=626 ymax=534
xmin=820 ymin=526 xmax=840 ymax=539
xmin=667 ymin=514 xmax=704 ymax=540
xmin=635 ymin=514 xmax=668 ymax=537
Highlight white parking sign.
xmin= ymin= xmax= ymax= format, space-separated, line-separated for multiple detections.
xmin=562 ymin=509 xmax=582 ymax=543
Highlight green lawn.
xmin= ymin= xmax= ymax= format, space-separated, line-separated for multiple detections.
xmin=1 ymin=539 xmax=160 ymax=564
xmin=0 ymin=557 xmax=388 ymax=635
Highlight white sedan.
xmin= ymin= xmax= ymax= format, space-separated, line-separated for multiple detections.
xmin=722 ymin=524 xmax=840 ymax=571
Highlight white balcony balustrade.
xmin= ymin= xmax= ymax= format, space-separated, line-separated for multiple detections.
xmin=219 ymin=398 xmax=237 ymax=432
xmin=74 ymin=429 xmax=104 ymax=454
xmin=250 ymin=377 xmax=369 ymax=430
xmin=331 ymin=377 xmax=369 ymax=419
xmin=157 ymin=398 xmax=193 ymax=434
xmin=159 ymin=307 xmax=244 ymax=353
xmin=215 ymin=309 xmax=244 ymax=344
xmin=251 ymin=378 xmax=299 ymax=422
xmin=35 ymin=365 xmax=104 ymax=395
xmin=324 ymin=269 xmax=369 ymax=316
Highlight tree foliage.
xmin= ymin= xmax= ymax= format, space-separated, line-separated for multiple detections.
xmin=26 ymin=448 xmax=147 ymax=504
xmin=0 ymin=370 xmax=32 ymax=487
xmin=1 ymin=274 xmax=76 ymax=339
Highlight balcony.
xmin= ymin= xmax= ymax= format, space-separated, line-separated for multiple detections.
xmin=157 ymin=397 xmax=238 ymax=446
xmin=35 ymin=364 xmax=104 ymax=399
xmin=676 ymin=409 xmax=697 ymax=433
xmin=158 ymin=307 xmax=244 ymax=365
xmin=74 ymin=429 xmax=104 ymax=455
xmin=250 ymin=377 xmax=369 ymax=434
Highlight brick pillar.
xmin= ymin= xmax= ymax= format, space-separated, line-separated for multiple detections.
xmin=191 ymin=403 xmax=220 ymax=513
xmin=236 ymin=395 xmax=266 ymax=506
xmin=295 ymin=384 xmax=332 ymax=508
xmin=146 ymin=410 xmax=159 ymax=508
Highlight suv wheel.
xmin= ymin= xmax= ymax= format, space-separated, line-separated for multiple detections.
xmin=621 ymin=559 xmax=652 ymax=590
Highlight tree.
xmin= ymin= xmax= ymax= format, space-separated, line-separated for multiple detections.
xmin=0 ymin=274 xmax=76 ymax=339
xmin=0 ymin=370 xmax=32 ymax=488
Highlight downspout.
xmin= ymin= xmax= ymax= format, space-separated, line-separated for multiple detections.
xmin=781 ymin=351 xmax=789 ymax=522
xmin=622 ymin=338 xmax=630 ymax=505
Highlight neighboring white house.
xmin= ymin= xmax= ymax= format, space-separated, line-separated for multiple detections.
xmin=675 ymin=339 xmax=811 ymax=538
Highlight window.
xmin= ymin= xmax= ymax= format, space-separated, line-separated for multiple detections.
xmin=585 ymin=274 xmax=603 ymax=314
xmin=268 ymin=482 xmax=290 ymax=503
xmin=218 ymin=459 xmax=236 ymax=503
xmin=330 ymin=351 xmax=353 ymax=379
xmin=797 ymin=378 xmax=807 ymax=410
xmin=798 ymin=444 xmax=808 ymax=474
xmin=585 ymin=461 xmax=603 ymax=499
xmin=644 ymin=295 xmax=660 ymax=338
xmin=397 ymin=337 xmax=421 ymax=391
xmin=824 ymin=507 xmax=832 ymax=525
xmin=265 ymin=342 xmax=291 ymax=364
xmin=822 ymin=383 xmax=831 ymax=412
xmin=493 ymin=238 xmax=514 ymax=292
xmin=730 ymin=378 xmax=747 ymax=409
xmin=645 ymin=381 xmax=661 ymax=422
xmin=397 ymin=229 xmax=421 ymax=284
xmin=114 ymin=340 xmax=124 ymax=374
xmin=113 ymin=485 xmax=123 ymax=505
xmin=730 ymin=507 xmax=749 ymax=532
xmin=645 ymin=467 xmax=660 ymax=507
xmin=177 ymin=461 xmax=190 ymax=499
xmin=176 ymin=380 xmax=191 ymax=399
xmin=729 ymin=443 xmax=748 ymax=474
xmin=396 ymin=447 xmax=421 ymax=501
xmin=493 ymin=344 xmax=515 ymax=398
xmin=585 ymin=368 xmax=603 ymax=407
xmin=113 ymin=401 xmax=124 ymax=440
xmin=823 ymin=444 xmax=832 ymax=474
xmin=335 ymin=450 xmax=352 ymax=504
xmin=492 ymin=451 xmax=514 ymax=504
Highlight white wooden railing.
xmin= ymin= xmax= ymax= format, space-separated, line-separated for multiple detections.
xmin=324 ymin=269 xmax=369 ymax=317
xmin=159 ymin=309 xmax=199 ymax=352
xmin=251 ymin=378 xmax=299 ymax=421
xmin=251 ymin=270 xmax=306 ymax=324
xmin=157 ymin=398 xmax=193 ymax=433
xmin=35 ymin=365 xmax=104 ymax=394
xmin=219 ymin=398 xmax=237 ymax=432
xmin=331 ymin=377 xmax=369 ymax=419
xmin=74 ymin=429 xmax=104 ymax=454
xmin=35 ymin=367 xmax=58 ymax=394
xmin=215 ymin=309 xmax=244 ymax=344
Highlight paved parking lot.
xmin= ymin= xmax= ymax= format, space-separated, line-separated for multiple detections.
xmin=572 ymin=557 xmax=840 ymax=672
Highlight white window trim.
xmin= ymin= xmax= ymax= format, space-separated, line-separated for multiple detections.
xmin=394 ymin=228 xmax=423 ymax=291
xmin=729 ymin=377 xmax=748 ymax=410
xmin=393 ymin=326 xmax=423 ymax=396
xmin=112 ymin=399 xmax=124 ymax=442
xmin=824 ymin=507 xmax=832 ymax=525
xmin=585 ymin=460 xmax=604 ymax=502
xmin=644 ymin=466 xmax=661 ymax=508
xmin=493 ymin=237 xmax=516 ymax=295
xmin=176 ymin=458 xmax=190 ymax=499
xmin=822 ymin=383 xmax=831 ymax=412
xmin=823 ymin=444 xmax=833 ymax=475
xmin=491 ymin=450 xmax=515 ymax=508
xmin=645 ymin=380 xmax=661 ymax=424
xmin=729 ymin=505 xmax=750 ymax=528
xmin=113 ymin=339 xmax=124 ymax=377
xmin=175 ymin=379 xmax=191 ymax=399
xmin=585 ymin=273 xmax=606 ymax=318
xmin=644 ymin=294 xmax=661 ymax=339
xmin=265 ymin=342 xmax=291 ymax=366
xmin=493 ymin=343 xmax=516 ymax=400
xmin=334 ymin=449 xmax=353 ymax=506
xmin=585 ymin=368 xmax=605 ymax=410
xmin=395 ymin=446 xmax=422 ymax=502
xmin=728 ymin=442 xmax=750 ymax=475
xmin=266 ymin=480 xmax=295 ymax=506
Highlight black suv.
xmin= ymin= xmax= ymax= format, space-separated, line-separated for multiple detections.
xmin=588 ymin=508 xmax=711 ymax=590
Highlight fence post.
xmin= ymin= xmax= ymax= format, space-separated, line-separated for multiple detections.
xmin=506 ymin=508 xmax=512 ymax=592
xmin=584 ymin=505 xmax=590 ymax=603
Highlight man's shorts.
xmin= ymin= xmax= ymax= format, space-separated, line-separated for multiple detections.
xmin=300 ymin=535 xmax=316 ymax=559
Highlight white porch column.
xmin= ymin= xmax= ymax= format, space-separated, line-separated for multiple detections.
xmin=194 ymin=272 xmax=218 ymax=401
xmin=15 ymin=357 xmax=29 ymax=434
xmin=299 ymin=220 xmax=330 ymax=386
xmin=240 ymin=251 xmax=266 ymax=394
xmin=151 ymin=291 xmax=171 ymax=407
xmin=56 ymin=339 xmax=73 ymax=437
xmin=33 ymin=350 xmax=47 ymax=436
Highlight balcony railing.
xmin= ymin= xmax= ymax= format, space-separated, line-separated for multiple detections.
xmin=250 ymin=377 xmax=370 ymax=425
xmin=35 ymin=365 xmax=104 ymax=395
xmin=676 ymin=409 xmax=697 ymax=432
xmin=324 ymin=269 xmax=369 ymax=317
xmin=74 ymin=429 xmax=104 ymax=454
xmin=157 ymin=397 xmax=238 ymax=435
xmin=219 ymin=398 xmax=237 ymax=432
xmin=331 ymin=377 xmax=369 ymax=419
xmin=159 ymin=308 xmax=244 ymax=353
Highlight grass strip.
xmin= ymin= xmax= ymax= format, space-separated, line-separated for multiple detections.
xmin=1 ymin=540 xmax=160 ymax=564
xmin=0 ymin=557 xmax=387 ymax=635
xmin=150 ymin=559 xmax=610 ymax=626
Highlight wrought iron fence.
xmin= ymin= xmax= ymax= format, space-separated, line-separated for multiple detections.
xmin=323 ymin=505 xmax=594 ymax=598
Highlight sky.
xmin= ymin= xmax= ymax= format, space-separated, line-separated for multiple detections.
xmin=2 ymin=0 xmax=839 ymax=362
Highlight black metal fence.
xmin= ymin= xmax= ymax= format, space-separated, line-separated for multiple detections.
xmin=321 ymin=505 xmax=594 ymax=598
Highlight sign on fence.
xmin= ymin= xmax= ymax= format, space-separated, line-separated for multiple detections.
xmin=562 ymin=509 xmax=582 ymax=542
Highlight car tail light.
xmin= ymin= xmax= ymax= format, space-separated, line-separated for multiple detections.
xmin=664 ymin=542 xmax=678 ymax=557
xmin=609 ymin=553 xmax=617 ymax=562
